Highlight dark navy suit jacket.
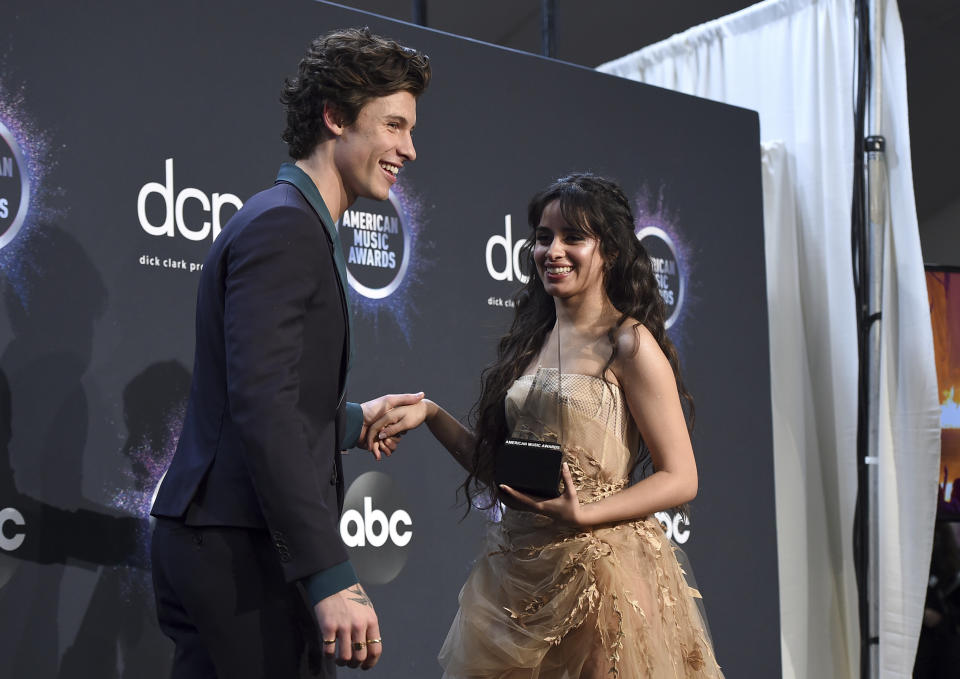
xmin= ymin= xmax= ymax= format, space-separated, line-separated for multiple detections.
xmin=152 ymin=164 xmax=362 ymax=584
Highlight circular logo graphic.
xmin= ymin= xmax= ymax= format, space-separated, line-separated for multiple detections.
xmin=339 ymin=471 xmax=412 ymax=585
xmin=0 ymin=120 xmax=31 ymax=251
xmin=636 ymin=226 xmax=684 ymax=329
xmin=338 ymin=191 xmax=410 ymax=299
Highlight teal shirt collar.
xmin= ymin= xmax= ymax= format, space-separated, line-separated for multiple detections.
xmin=275 ymin=162 xmax=338 ymax=238
xmin=275 ymin=162 xmax=354 ymax=372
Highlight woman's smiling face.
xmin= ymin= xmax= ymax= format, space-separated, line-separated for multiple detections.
xmin=533 ymin=200 xmax=606 ymax=301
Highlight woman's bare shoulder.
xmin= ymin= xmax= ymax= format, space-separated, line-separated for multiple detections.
xmin=611 ymin=319 xmax=670 ymax=381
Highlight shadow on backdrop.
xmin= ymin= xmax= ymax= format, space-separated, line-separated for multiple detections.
xmin=0 ymin=225 xmax=142 ymax=677
xmin=58 ymin=360 xmax=190 ymax=679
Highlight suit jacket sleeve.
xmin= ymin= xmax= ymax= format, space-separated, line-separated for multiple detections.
xmin=341 ymin=401 xmax=364 ymax=450
xmin=224 ymin=203 xmax=348 ymax=581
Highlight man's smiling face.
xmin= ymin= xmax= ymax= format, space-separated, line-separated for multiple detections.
xmin=333 ymin=91 xmax=418 ymax=204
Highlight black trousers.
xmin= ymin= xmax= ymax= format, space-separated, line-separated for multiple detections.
xmin=151 ymin=518 xmax=333 ymax=679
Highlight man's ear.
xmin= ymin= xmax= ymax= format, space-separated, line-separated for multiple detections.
xmin=322 ymin=104 xmax=346 ymax=137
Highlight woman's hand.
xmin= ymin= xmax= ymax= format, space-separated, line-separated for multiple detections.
xmin=359 ymin=392 xmax=424 ymax=460
xmin=365 ymin=399 xmax=435 ymax=450
xmin=498 ymin=463 xmax=588 ymax=527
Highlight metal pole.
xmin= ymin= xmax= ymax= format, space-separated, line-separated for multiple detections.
xmin=864 ymin=0 xmax=886 ymax=677
xmin=541 ymin=0 xmax=555 ymax=58
xmin=412 ymin=0 xmax=427 ymax=26
xmin=869 ymin=0 xmax=884 ymax=134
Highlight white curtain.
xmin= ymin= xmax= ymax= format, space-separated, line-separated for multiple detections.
xmin=598 ymin=1 xmax=940 ymax=678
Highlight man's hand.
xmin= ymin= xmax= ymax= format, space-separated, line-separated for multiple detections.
xmin=314 ymin=583 xmax=382 ymax=670
xmin=366 ymin=399 xmax=434 ymax=451
xmin=359 ymin=392 xmax=424 ymax=460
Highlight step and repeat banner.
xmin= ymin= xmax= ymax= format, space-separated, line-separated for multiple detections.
xmin=0 ymin=1 xmax=778 ymax=676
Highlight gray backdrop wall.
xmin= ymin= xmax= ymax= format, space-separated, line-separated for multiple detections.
xmin=0 ymin=1 xmax=779 ymax=676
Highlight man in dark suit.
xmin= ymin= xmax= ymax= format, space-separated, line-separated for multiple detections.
xmin=150 ymin=29 xmax=431 ymax=678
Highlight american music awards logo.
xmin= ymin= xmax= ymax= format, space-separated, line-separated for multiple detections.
xmin=337 ymin=183 xmax=425 ymax=339
xmin=0 ymin=81 xmax=51 ymax=305
xmin=0 ymin=119 xmax=31 ymax=251
xmin=636 ymin=226 xmax=683 ymax=329
xmin=339 ymin=192 xmax=410 ymax=299
xmin=633 ymin=186 xmax=692 ymax=332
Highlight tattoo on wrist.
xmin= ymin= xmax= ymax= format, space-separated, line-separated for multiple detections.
xmin=347 ymin=585 xmax=372 ymax=607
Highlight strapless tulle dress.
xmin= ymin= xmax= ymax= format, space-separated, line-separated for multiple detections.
xmin=438 ymin=367 xmax=723 ymax=678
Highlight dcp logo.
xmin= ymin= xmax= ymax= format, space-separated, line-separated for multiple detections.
xmin=137 ymin=158 xmax=243 ymax=242
xmin=338 ymin=192 xmax=411 ymax=299
xmin=636 ymin=226 xmax=684 ymax=328
xmin=339 ymin=471 xmax=412 ymax=584
xmin=0 ymin=119 xmax=31 ymax=251
xmin=485 ymin=215 xmax=529 ymax=284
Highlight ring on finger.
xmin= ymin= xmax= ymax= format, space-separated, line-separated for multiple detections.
xmin=366 ymin=638 xmax=382 ymax=644
xmin=352 ymin=641 xmax=366 ymax=651
xmin=322 ymin=639 xmax=336 ymax=645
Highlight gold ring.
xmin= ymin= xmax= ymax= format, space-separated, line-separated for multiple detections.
xmin=322 ymin=639 xmax=336 ymax=645
xmin=352 ymin=641 xmax=366 ymax=651
xmin=366 ymin=638 xmax=382 ymax=644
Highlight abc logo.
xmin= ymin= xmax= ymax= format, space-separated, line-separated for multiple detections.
xmin=0 ymin=507 xmax=26 ymax=552
xmin=0 ymin=508 xmax=26 ymax=592
xmin=341 ymin=497 xmax=411 ymax=548
xmin=339 ymin=471 xmax=412 ymax=585
xmin=655 ymin=510 xmax=690 ymax=544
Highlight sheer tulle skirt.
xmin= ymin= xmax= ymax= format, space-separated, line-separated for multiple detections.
xmin=438 ymin=510 xmax=723 ymax=679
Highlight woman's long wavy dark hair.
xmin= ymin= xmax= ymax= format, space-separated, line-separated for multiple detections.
xmin=462 ymin=173 xmax=694 ymax=514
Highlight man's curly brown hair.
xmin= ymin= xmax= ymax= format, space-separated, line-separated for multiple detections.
xmin=281 ymin=27 xmax=431 ymax=160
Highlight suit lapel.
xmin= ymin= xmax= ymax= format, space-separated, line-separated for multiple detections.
xmin=275 ymin=163 xmax=354 ymax=374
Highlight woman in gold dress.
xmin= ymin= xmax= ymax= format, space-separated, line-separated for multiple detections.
xmin=371 ymin=174 xmax=723 ymax=678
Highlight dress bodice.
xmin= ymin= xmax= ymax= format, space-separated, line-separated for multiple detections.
xmin=504 ymin=366 xmax=640 ymax=499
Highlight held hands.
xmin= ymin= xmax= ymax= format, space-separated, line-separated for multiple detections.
xmin=359 ymin=392 xmax=425 ymax=460
xmin=365 ymin=399 xmax=436 ymax=451
xmin=499 ymin=463 xmax=588 ymax=527
xmin=314 ymin=583 xmax=382 ymax=670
